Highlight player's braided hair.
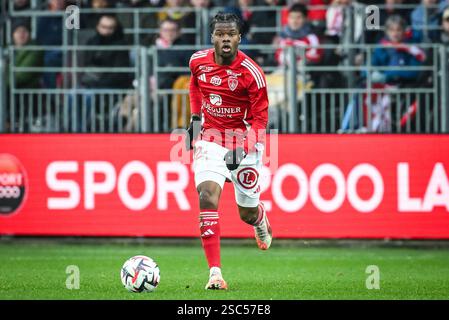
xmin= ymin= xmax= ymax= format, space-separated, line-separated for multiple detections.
xmin=209 ymin=12 xmax=243 ymax=34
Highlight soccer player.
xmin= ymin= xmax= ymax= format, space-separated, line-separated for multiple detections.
xmin=185 ymin=12 xmax=272 ymax=290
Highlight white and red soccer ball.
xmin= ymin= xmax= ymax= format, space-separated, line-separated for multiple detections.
xmin=120 ymin=255 xmax=160 ymax=293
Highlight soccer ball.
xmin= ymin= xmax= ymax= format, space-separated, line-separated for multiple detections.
xmin=120 ymin=255 xmax=160 ymax=293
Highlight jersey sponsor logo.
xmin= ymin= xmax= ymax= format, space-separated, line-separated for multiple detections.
xmin=226 ymin=70 xmax=242 ymax=77
xmin=199 ymin=65 xmax=213 ymax=72
xmin=209 ymin=94 xmax=222 ymax=106
xmin=210 ymin=75 xmax=222 ymax=86
xmin=237 ymin=167 xmax=259 ymax=190
xmin=198 ymin=73 xmax=207 ymax=82
xmin=228 ymin=78 xmax=238 ymax=91
xmin=202 ymin=101 xmax=241 ymax=117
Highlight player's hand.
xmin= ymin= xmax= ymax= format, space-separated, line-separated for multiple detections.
xmin=185 ymin=114 xmax=201 ymax=151
xmin=224 ymin=147 xmax=246 ymax=171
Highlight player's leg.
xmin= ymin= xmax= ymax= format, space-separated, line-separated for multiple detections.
xmin=193 ymin=140 xmax=231 ymax=290
xmin=197 ymin=181 xmax=221 ymax=267
xmin=231 ymin=151 xmax=272 ymax=250
xmin=238 ymin=202 xmax=272 ymax=250
xmin=196 ymin=180 xmax=228 ymax=290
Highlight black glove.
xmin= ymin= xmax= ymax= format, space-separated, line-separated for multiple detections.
xmin=224 ymin=147 xmax=246 ymax=171
xmin=185 ymin=114 xmax=201 ymax=151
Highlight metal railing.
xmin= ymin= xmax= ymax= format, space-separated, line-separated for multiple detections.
xmin=3 ymin=1 xmax=449 ymax=134
xmin=7 ymin=2 xmax=449 ymax=47
xmin=1 ymin=42 xmax=448 ymax=134
xmin=297 ymin=43 xmax=443 ymax=134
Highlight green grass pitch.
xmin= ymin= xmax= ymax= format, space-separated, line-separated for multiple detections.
xmin=0 ymin=241 xmax=448 ymax=300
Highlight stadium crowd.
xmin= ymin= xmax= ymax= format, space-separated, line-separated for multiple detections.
xmin=1 ymin=0 xmax=447 ymax=132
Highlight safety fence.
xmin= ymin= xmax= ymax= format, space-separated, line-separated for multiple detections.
xmin=4 ymin=2 xmax=447 ymax=47
xmin=1 ymin=42 xmax=448 ymax=133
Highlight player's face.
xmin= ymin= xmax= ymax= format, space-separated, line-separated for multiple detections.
xmin=212 ymin=22 xmax=241 ymax=61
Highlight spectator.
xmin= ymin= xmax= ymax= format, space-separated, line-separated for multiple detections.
xmin=117 ymin=0 xmax=164 ymax=6
xmin=151 ymin=18 xmax=190 ymax=89
xmin=411 ymin=0 xmax=441 ymax=42
xmin=114 ymin=18 xmax=190 ymax=131
xmin=440 ymin=6 xmax=449 ymax=44
xmin=325 ymin=0 xmax=364 ymax=43
xmin=236 ymin=0 xmax=253 ymax=22
xmin=274 ymin=4 xmax=324 ymax=66
xmin=73 ymin=14 xmax=132 ymax=132
xmin=326 ymin=0 xmax=350 ymax=41
xmin=8 ymin=21 xmax=43 ymax=89
xmin=251 ymin=0 xmax=286 ymax=45
xmin=342 ymin=15 xmax=428 ymax=133
xmin=91 ymin=0 xmax=111 ymax=7
xmin=371 ymin=15 xmax=426 ymax=86
xmin=158 ymin=0 xmax=188 ymax=25
xmin=84 ymin=0 xmax=114 ymax=29
xmin=81 ymin=14 xmax=132 ymax=89
xmin=153 ymin=19 xmax=191 ymax=130
xmin=308 ymin=0 xmax=330 ymax=34
xmin=10 ymin=0 xmax=31 ymax=27
xmin=181 ymin=0 xmax=214 ymax=44
xmin=6 ymin=21 xmax=44 ymax=132
xmin=13 ymin=0 xmax=30 ymax=10
xmin=36 ymin=0 xmax=67 ymax=88
xmin=365 ymin=0 xmax=413 ymax=44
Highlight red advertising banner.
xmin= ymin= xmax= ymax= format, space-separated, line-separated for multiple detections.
xmin=0 ymin=134 xmax=448 ymax=239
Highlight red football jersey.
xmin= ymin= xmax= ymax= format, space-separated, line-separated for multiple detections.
xmin=189 ymin=49 xmax=269 ymax=153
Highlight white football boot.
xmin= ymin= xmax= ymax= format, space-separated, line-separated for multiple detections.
xmin=205 ymin=267 xmax=228 ymax=290
xmin=254 ymin=204 xmax=272 ymax=250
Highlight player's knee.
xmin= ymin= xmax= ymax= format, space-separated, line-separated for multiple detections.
xmin=239 ymin=207 xmax=258 ymax=225
xmin=199 ymin=190 xmax=219 ymax=210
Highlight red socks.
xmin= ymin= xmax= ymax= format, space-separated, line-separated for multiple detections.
xmin=199 ymin=209 xmax=221 ymax=268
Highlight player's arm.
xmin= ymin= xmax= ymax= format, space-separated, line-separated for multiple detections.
xmin=243 ymin=72 xmax=268 ymax=154
xmin=186 ymin=66 xmax=202 ymax=151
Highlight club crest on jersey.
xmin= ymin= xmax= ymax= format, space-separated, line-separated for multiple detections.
xmin=228 ymin=78 xmax=238 ymax=91
xmin=210 ymin=76 xmax=222 ymax=86
xmin=209 ymin=94 xmax=222 ymax=106
xmin=237 ymin=168 xmax=259 ymax=189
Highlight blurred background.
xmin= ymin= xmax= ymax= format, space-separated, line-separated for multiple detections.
xmin=1 ymin=0 xmax=448 ymax=134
